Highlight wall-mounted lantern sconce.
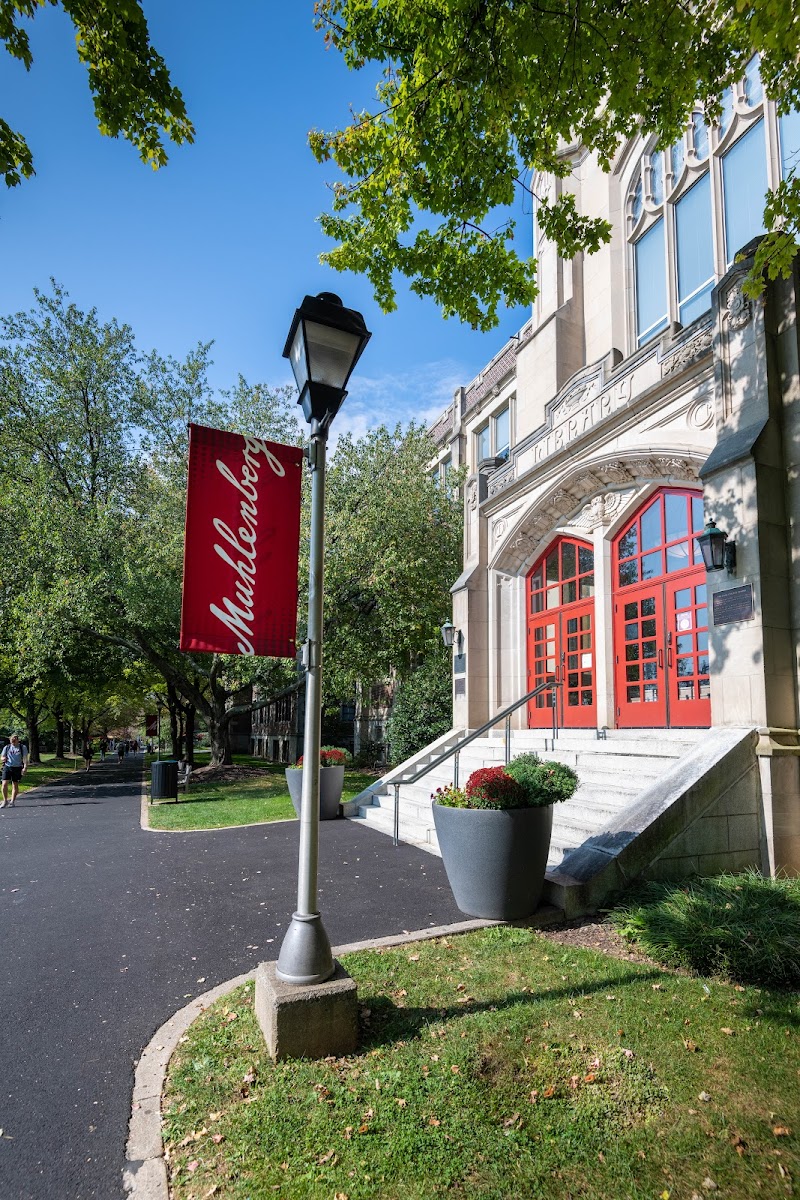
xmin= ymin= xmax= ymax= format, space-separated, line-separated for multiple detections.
xmin=440 ymin=620 xmax=462 ymax=653
xmin=695 ymin=520 xmax=737 ymax=576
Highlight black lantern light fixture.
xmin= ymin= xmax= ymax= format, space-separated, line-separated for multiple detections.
xmin=695 ymin=520 xmax=737 ymax=575
xmin=440 ymin=619 xmax=463 ymax=653
xmin=283 ymin=292 xmax=371 ymax=431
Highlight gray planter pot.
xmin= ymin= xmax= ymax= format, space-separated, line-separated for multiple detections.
xmin=285 ymin=765 xmax=344 ymax=820
xmin=432 ymin=802 xmax=554 ymax=920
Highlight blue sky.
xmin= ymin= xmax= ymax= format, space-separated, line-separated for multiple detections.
xmin=0 ymin=2 xmax=531 ymax=440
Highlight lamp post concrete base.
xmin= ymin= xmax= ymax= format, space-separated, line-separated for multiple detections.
xmin=255 ymin=960 xmax=359 ymax=1062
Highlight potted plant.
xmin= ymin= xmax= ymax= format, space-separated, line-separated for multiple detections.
xmin=286 ymin=746 xmax=351 ymax=820
xmin=431 ymin=753 xmax=578 ymax=920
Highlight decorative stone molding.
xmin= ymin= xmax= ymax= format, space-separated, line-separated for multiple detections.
xmin=724 ymin=279 xmax=752 ymax=330
xmin=467 ymin=480 xmax=479 ymax=511
xmin=487 ymin=463 xmax=516 ymax=497
xmin=490 ymin=451 xmax=704 ymax=574
xmin=569 ymin=487 xmax=638 ymax=532
xmin=688 ymin=397 xmax=714 ymax=430
xmin=551 ymin=376 xmax=601 ymax=424
xmin=660 ymin=324 xmax=714 ymax=378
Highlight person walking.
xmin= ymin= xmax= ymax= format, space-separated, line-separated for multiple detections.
xmin=1 ymin=734 xmax=29 ymax=807
xmin=117 ymin=741 xmax=125 ymax=764
xmin=83 ymin=738 xmax=94 ymax=772
xmin=99 ymin=737 xmax=108 ymax=762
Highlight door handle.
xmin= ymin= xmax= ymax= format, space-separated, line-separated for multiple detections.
xmin=667 ymin=647 xmax=673 ymax=668
xmin=658 ymin=649 xmax=664 ymax=669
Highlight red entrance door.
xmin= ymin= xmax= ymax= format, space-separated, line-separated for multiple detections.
xmin=613 ymin=489 xmax=710 ymax=728
xmin=527 ymin=537 xmax=596 ymax=728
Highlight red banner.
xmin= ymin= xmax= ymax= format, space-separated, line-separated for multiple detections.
xmin=179 ymin=424 xmax=303 ymax=657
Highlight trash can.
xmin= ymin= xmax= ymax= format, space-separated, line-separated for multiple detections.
xmin=151 ymin=759 xmax=179 ymax=801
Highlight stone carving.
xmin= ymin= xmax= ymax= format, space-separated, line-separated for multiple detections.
xmin=570 ymin=488 xmax=637 ymax=531
xmin=660 ymin=325 xmax=713 ymax=378
xmin=600 ymin=460 xmax=633 ymax=484
xmin=687 ymin=397 xmax=714 ymax=430
xmin=467 ymin=480 xmax=479 ymax=511
xmin=492 ymin=517 xmax=508 ymax=542
xmin=551 ymin=375 xmax=601 ymax=424
xmin=487 ymin=464 xmax=516 ymax=497
xmin=725 ymin=280 xmax=752 ymax=330
xmin=628 ymin=455 xmax=698 ymax=481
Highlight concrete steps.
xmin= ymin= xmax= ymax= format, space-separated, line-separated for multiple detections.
xmin=347 ymin=726 xmax=710 ymax=871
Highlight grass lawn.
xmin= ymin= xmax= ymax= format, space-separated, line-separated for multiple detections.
xmin=163 ymin=924 xmax=798 ymax=1199
xmin=147 ymin=762 xmax=377 ymax=832
xmin=11 ymin=753 xmax=82 ymax=795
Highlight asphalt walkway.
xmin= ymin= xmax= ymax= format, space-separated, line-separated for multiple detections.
xmin=0 ymin=754 xmax=463 ymax=1200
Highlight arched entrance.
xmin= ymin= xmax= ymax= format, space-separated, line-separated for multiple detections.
xmin=613 ymin=488 xmax=710 ymax=728
xmin=526 ymin=536 xmax=597 ymax=728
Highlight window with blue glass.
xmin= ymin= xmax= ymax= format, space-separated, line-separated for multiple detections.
xmin=626 ymin=55 xmax=790 ymax=350
xmin=675 ymin=173 xmax=714 ymax=325
xmin=722 ymin=119 xmax=768 ymax=265
xmin=635 ymin=219 xmax=668 ymax=346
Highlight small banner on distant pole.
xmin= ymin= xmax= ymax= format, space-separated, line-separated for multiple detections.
xmin=179 ymin=423 xmax=303 ymax=657
xmin=145 ymin=714 xmax=158 ymax=738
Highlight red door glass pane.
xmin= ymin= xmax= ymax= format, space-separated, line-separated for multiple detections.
xmin=614 ymin=587 xmax=668 ymax=727
xmin=613 ymin=488 xmax=710 ymax=729
xmin=527 ymin=537 xmax=596 ymax=728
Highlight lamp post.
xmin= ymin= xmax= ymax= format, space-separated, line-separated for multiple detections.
xmin=276 ymin=292 xmax=371 ymax=986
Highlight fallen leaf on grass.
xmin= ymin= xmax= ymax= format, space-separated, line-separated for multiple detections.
xmin=720 ymin=1027 xmax=735 ymax=1036
xmin=224 ymin=1012 xmax=237 ymax=1023
xmin=683 ymin=1039 xmax=699 ymax=1053
xmin=187 ymin=1161 xmax=199 ymax=1173
xmin=503 ymin=1113 xmax=520 ymax=1128
xmin=429 ymin=1117 xmax=441 ymax=1127
xmin=584 ymin=1072 xmax=597 ymax=1083
xmin=731 ymin=1134 xmax=747 ymax=1155
xmin=702 ymin=1178 xmax=718 ymax=1191
xmin=408 ymin=954 xmax=420 ymax=962
xmin=698 ymin=1092 xmax=712 ymax=1103
xmin=773 ymin=1126 xmax=792 ymax=1137
xmin=451 ymin=1065 xmax=460 ymax=1074
xmin=529 ymin=1090 xmax=539 ymax=1103
xmin=317 ymin=1149 xmax=337 ymax=1164
xmin=598 ymin=1151 xmax=605 ymax=1163
xmin=622 ymin=1048 xmax=635 ymax=1060
xmin=542 ymin=1086 xmax=556 ymax=1099
xmin=343 ymin=1128 xmax=353 ymax=1141
xmin=357 ymin=1123 xmax=370 ymax=1134
xmin=211 ymin=1134 xmax=224 ymax=1145
xmin=396 ymin=1098 xmax=407 ymax=1108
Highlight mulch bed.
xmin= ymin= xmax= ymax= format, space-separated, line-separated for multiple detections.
xmin=538 ymin=918 xmax=654 ymax=965
xmin=188 ymin=764 xmax=278 ymax=787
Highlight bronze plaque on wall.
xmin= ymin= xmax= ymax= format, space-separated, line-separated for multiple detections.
xmin=712 ymin=584 xmax=755 ymax=625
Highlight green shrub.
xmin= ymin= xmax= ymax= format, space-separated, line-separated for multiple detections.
xmin=611 ymin=870 xmax=800 ymax=989
xmin=506 ymin=753 xmax=578 ymax=806
xmin=386 ymin=651 xmax=452 ymax=764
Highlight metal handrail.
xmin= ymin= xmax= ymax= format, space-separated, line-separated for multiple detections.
xmin=391 ymin=678 xmax=561 ymax=845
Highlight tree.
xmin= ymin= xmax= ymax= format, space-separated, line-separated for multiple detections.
xmin=1 ymin=0 xmax=193 ymax=187
xmin=315 ymin=423 xmax=463 ymax=704
xmin=313 ymin=0 xmax=800 ymax=329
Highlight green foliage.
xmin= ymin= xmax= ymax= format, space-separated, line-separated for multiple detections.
xmin=318 ymin=427 xmax=462 ymax=704
xmin=313 ymin=0 xmax=800 ymax=325
xmin=611 ymin=870 xmax=800 ymax=988
xmin=385 ymin=649 xmax=453 ymax=764
xmin=1 ymin=0 xmax=193 ymax=186
xmin=507 ymin=753 xmax=579 ymax=807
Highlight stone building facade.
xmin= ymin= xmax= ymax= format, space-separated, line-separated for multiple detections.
xmin=430 ymin=62 xmax=800 ymax=875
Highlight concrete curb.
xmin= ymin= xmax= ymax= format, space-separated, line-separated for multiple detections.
xmin=122 ymin=907 xmax=563 ymax=1198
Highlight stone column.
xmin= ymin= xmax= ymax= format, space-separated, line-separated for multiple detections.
xmin=700 ymin=246 xmax=800 ymax=873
